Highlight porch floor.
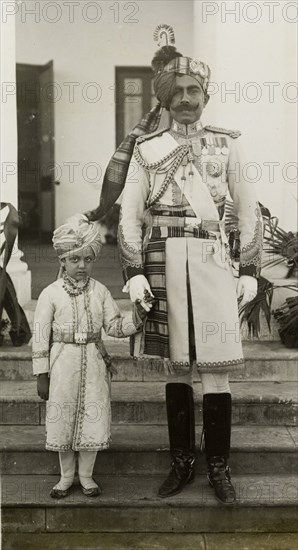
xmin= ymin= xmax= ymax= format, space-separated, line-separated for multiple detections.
xmin=21 ymin=243 xmax=123 ymax=300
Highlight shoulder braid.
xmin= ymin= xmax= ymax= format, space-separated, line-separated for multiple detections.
xmin=204 ymin=125 xmax=241 ymax=139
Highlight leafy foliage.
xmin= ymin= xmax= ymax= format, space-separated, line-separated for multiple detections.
xmin=226 ymin=200 xmax=298 ymax=346
xmin=239 ymin=276 xmax=274 ymax=338
xmin=263 ymin=218 xmax=298 ymax=278
xmin=273 ymin=287 xmax=298 ymax=348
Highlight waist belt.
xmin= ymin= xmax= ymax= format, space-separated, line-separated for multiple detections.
xmin=52 ymin=331 xmax=101 ymax=345
xmin=149 ymin=216 xmax=229 ymax=246
xmin=151 ymin=216 xmax=221 ymax=232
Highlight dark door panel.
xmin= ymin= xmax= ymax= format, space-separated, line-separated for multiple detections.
xmin=17 ymin=61 xmax=55 ymax=243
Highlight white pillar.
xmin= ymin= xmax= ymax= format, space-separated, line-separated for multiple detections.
xmin=193 ymin=0 xmax=297 ymax=232
xmin=0 ymin=0 xmax=31 ymax=305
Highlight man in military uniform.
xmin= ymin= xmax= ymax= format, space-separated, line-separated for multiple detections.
xmin=117 ymin=33 xmax=262 ymax=504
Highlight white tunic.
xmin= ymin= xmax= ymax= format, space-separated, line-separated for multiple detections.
xmin=32 ymin=278 xmax=141 ymax=452
xmin=118 ymin=124 xmax=263 ymax=373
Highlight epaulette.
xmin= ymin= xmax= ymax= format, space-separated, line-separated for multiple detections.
xmin=204 ymin=125 xmax=241 ymax=139
xmin=136 ymin=127 xmax=170 ymax=144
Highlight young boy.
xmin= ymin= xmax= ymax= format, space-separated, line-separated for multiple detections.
xmin=32 ymin=214 xmax=149 ymax=498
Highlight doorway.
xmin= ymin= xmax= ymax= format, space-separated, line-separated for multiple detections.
xmin=17 ymin=61 xmax=56 ymax=243
xmin=115 ymin=66 xmax=170 ymax=147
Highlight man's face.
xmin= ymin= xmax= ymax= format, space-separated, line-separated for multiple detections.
xmin=61 ymin=245 xmax=96 ymax=281
xmin=169 ymin=74 xmax=208 ymax=125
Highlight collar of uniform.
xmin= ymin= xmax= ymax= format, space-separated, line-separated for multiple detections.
xmin=171 ymin=119 xmax=203 ymax=137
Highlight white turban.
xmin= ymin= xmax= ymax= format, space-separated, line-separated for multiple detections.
xmin=52 ymin=214 xmax=102 ymax=259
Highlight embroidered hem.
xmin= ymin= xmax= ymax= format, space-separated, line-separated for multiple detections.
xmin=46 ymin=438 xmax=111 ymax=452
xmin=32 ymin=350 xmax=49 ymax=359
xmin=197 ymin=358 xmax=244 ymax=373
xmin=72 ymin=346 xmax=88 ymax=448
xmin=133 ymin=355 xmax=244 ymax=374
xmin=118 ymin=211 xmax=143 ymax=274
xmin=134 ymin=356 xmax=191 ymax=375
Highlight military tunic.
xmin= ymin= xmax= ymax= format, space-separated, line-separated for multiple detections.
xmin=118 ymin=120 xmax=263 ymax=373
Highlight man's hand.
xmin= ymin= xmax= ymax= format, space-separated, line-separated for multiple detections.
xmin=129 ymin=274 xmax=154 ymax=312
xmin=37 ymin=373 xmax=50 ymax=401
xmin=236 ymin=275 xmax=258 ymax=306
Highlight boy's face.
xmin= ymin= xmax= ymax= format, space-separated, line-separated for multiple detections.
xmin=61 ymin=246 xmax=96 ymax=281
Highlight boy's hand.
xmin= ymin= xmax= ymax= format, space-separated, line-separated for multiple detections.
xmin=134 ymin=300 xmax=148 ymax=320
xmin=37 ymin=373 xmax=50 ymax=400
xmin=135 ymin=291 xmax=157 ymax=320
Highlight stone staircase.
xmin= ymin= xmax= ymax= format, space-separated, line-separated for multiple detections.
xmin=1 ymin=329 xmax=297 ymax=549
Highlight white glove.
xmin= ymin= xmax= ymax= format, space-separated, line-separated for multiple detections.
xmin=236 ymin=275 xmax=258 ymax=306
xmin=129 ymin=274 xmax=154 ymax=312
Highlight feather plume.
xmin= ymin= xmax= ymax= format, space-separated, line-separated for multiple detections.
xmin=153 ymin=24 xmax=175 ymax=47
xmin=151 ymin=45 xmax=182 ymax=75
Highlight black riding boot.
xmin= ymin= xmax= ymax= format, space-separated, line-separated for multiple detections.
xmin=203 ymin=393 xmax=236 ymax=505
xmin=158 ymin=383 xmax=196 ymax=498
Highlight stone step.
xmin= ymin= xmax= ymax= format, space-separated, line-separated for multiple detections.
xmin=0 ymin=341 xmax=297 ymax=382
xmin=3 ymin=532 xmax=298 ymax=550
xmin=1 ymin=425 xmax=297 ymax=476
xmin=2 ymin=474 xmax=297 ymax=534
xmin=0 ymin=380 xmax=297 ymax=427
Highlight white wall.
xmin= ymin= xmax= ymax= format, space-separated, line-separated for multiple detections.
xmin=15 ymin=0 xmax=194 ymax=226
xmin=0 ymin=3 xmax=31 ymax=304
xmin=15 ymin=1 xmax=298 ymax=231
xmin=1 ymin=6 xmax=18 ymax=205
xmin=194 ymin=0 xmax=297 ymax=230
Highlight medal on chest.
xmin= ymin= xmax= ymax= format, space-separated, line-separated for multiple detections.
xmin=220 ymin=137 xmax=229 ymax=155
xmin=191 ymin=140 xmax=201 ymax=157
xmin=206 ymin=160 xmax=223 ymax=178
xmin=199 ymin=135 xmax=229 ymax=156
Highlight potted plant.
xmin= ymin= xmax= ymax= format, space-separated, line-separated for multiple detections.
xmin=225 ymin=201 xmax=298 ymax=347
xmin=273 ymin=287 xmax=298 ymax=348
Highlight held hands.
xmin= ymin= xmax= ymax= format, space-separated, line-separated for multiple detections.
xmin=37 ymin=373 xmax=50 ymax=401
xmin=129 ymin=274 xmax=155 ymax=312
xmin=134 ymin=295 xmax=152 ymax=320
xmin=236 ymin=275 xmax=258 ymax=306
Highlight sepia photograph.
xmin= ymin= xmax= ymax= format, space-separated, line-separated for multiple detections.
xmin=0 ymin=1 xmax=297 ymax=549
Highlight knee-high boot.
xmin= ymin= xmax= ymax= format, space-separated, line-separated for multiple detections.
xmin=78 ymin=451 xmax=101 ymax=497
xmin=50 ymin=450 xmax=76 ymax=499
xmin=158 ymin=383 xmax=196 ymax=498
xmin=203 ymin=393 xmax=236 ymax=504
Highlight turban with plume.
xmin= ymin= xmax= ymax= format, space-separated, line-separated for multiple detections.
xmin=86 ymin=25 xmax=210 ymax=223
xmin=152 ymin=25 xmax=211 ymax=109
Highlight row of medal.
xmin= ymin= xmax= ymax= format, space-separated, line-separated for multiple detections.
xmin=191 ymin=136 xmax=229 ymax=156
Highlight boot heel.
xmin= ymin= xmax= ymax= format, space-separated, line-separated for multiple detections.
xmin=207 ymin=457 xmax=236 ymax=505
xmin=159 ymin=384 xmax=196 ymax=498
xmin=158 ymin=453 xmax=195 ymax=498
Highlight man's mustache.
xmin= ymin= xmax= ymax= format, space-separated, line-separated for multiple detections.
xmin=173 ymin=104 xmax=198 ymax=112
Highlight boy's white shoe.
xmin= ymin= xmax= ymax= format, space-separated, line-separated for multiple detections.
xmin=79 ymin=478 xmax=101 ymax=497
xmin=50 ymin=450 xmax=76 ymax=499
xmin=78 ymin=451 xmax=101 ymax=497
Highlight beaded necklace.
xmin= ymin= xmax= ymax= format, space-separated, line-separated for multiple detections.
xmin=62 ymin=271 xmax=90 ymax=297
